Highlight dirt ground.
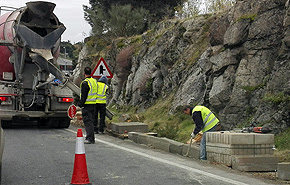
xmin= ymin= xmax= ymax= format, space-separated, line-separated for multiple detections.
xmin=249 ymin=172 xmax=290 ymax=185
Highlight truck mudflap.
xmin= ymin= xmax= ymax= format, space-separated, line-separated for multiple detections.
xmin=0 ymin=109 xmax=70 ymax=128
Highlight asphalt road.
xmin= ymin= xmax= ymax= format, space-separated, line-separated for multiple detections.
xmin=2 ymin=124 xmax=276 ymax=185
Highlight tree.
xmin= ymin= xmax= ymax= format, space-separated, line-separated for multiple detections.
xmin=176 ymin=0 xmax=236 ymax=18
xmin=175 ymin=0 xmax=201 ymax=18
xmin=108 ymin=5 xmax=149 ymax=37
xmin=84 ymin=0 xmax=184 ymax=38
xmin=84 ymin=4 xmax=149 ymax=38
xmin=205 ymin=0 xmax=236 ymax=13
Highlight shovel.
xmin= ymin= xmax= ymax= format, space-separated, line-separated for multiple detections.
xmin=185 ymin=137 xmax=193 ymax=157
xmin=185 ymin=132 xmax=202 ymax=157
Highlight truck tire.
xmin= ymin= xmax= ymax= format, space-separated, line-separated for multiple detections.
xmin=0 ymin=120 xmax=10 ymax=129
xmin=45 ymin=118 xmax=70 ymax=128
xmin=59 ymin=118 xmax=70 ymax=128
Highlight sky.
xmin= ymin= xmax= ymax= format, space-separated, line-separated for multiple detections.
xmin=1 ymin=0 xmax=91 ymax=43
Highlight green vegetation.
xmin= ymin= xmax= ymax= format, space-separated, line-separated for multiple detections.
xmin=274 ymin=127 xmax=290 ymax=162
xmin=177 ymin=0 xmax=235 ymax=18
xmin=108 ymin=100 xmax=290 ymax=161
xmin=187 ymin=21 xmax=210 ymax=66
xmin=241 ymin=76 xmax=269 ymax=92
xmin=236 ymin=13 xmax=257 ymax=22
xmin=241 ymin=84 xmax=264 ymax=92
xmin=263 ymin=92 xmax=290 ymax=104
xmin=275 ymin=127 xmax=290 ymax=150
xmin=83 ymin=0 xmax=183 ymax=41
xmin=108 ymin=94 xmax=194 ymax=143
xmin=116 ymin=38 xmax=126 ymax=49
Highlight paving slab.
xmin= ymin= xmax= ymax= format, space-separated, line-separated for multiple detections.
xmin=232 ymin=155 xmax=279 ymax=172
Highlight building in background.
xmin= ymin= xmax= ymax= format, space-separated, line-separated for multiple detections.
xmin=57 ymin=58 xmax=73 ymax=74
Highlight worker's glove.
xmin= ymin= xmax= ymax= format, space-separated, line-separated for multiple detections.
xmin=190 ymin=132 xmax=195 ymax=139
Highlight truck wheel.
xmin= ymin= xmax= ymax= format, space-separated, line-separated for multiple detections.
xmin=45 ymin=118 xmax=70 ymax=128
xmin=58 ymin=118 xmax=70 ymax=128
xmin=44 ymin=118 xmax=59 ymax=128
xmin=0 ymin=120 xmax=10 ymax=129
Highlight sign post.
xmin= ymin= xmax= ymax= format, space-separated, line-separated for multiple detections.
xmin=68 ymin=104 xmax=77 ymax=119
xmin=91 ymin=57 xmax=113 ymax=78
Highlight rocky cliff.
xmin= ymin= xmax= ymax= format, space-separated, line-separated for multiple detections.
xmin=75 ymin=0 xmax=290 ymax=130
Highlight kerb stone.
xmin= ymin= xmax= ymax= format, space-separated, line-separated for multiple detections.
xmin=168 ymin=140 xmax=184 ymax=155
xmin=148 ymin=137 xmax=170 ymax=152
xmin=182 ymin=144 xmax=200 ymax=159
xmin=128 ymin=132 xmax=138 ymax=143
xmin=277 ymin=162 xmax=290 ymax=181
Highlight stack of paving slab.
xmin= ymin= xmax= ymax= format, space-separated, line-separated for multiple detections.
xmin=206 ymin=131 xmax=278 ymax=172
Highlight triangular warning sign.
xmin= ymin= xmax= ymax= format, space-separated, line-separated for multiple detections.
xmin=91 ymin=57 xmax=113 ymax=78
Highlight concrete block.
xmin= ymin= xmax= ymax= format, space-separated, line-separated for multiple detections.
xmin=137 ymin=133 xmax=151 ymax=145
xmin=254 ymin=134 xmax=274 ymax=144
xmin=277 ymin=162 xmax=290 ymax=181
xmin=232 ymin=155 xmax=279 ymax=172
xmin=230 ymin=133 xmax=255 ymax=145
xmin=207 ymin=152 xmax=232 ymax=166
xmin=168 ymin=140 xmax=184 ymax=155
xmin=182 ymin=144 xmax=200 ymax=159
xmin=128 ymin=132 xmax=139 ymax=143
xmin=207 ymin=132 xmax=275 ymax=145
xmin=207 ymin=131 xmax=231 ymax=144
xmin=148 ymin=137 xmax=170 ymax=152
xmin=206 ymin=143 xmax=233 ymax=155
xmin=111 ymin=122 xmax=148 ymax=134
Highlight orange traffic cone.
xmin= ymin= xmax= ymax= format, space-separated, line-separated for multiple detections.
xmin=71 ymin=129 xmax=91 ymax=185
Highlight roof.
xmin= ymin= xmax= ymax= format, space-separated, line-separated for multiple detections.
xmin=57 ymin=57 xmax=72 ymax=66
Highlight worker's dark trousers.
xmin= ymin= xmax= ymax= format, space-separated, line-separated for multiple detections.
xmin=82 ymin=104 xmax=96 ymax=142
xmin=95 ymin=103 xmax=106 ymax=133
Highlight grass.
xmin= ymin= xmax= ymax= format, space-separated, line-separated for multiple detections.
xmin=236 ymin=13 xmax=257 ymax=22
xmin=108 ymin=100 xmax=290 ymax=162
xmin=274 ymin=127 xmax=290 ymax=162
xmin=263 ymin=92 xmax=290 ymax=104
xmin=275 ymin=127 xmax=290 ymax=150
xmin=108 ymin=94 xmax=194 ymax=143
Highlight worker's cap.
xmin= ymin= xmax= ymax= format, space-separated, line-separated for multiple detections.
xmin=99 ymin=75 xmax=108 ymax=84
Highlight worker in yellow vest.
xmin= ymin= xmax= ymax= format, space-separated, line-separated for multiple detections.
xmin=94 ymin=75 xmax=108 ymax=134
xmin=183 ymin=105 xmax=220 ymax=160
xmin=78 ymin=67 xmax=98 ymax=144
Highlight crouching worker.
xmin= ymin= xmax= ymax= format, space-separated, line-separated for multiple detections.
xmin=183 ymin=105 xmax=220 ymax=160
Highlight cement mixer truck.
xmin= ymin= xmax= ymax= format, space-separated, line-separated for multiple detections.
xmin=0 ymin=1 xmax=114 ymax=128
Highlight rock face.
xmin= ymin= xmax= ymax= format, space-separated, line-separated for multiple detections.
xmin=78 ymin=0 xmax=290 ymax=130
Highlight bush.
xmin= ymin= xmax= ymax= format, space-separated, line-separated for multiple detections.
xmin=275 ymin=127 xmax=290 ymax=150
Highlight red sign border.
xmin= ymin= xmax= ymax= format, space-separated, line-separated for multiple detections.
xmin=68 ymin=104 xmax=77 ymax=119
xmin=91 ymin=57 xmax=113 ymax=78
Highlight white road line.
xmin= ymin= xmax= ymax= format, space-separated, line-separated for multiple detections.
xmin=65 ymin=128 xmax=249 ymax=185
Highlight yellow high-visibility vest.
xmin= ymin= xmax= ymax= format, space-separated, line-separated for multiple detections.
xmin=95 ymin=82 xmax=108 ymax=104
xmin=192 ymin=106 xmax=219 ymax=132
xmin=80 ymin=78 xmax=98 ymax=104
